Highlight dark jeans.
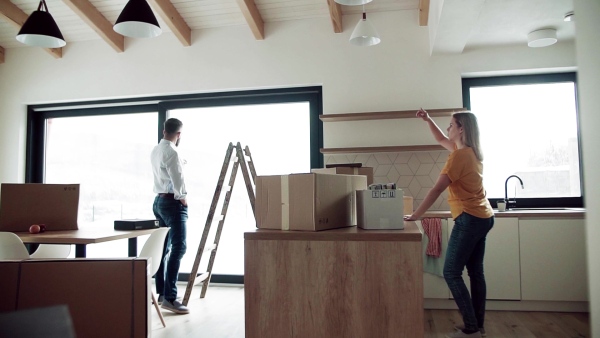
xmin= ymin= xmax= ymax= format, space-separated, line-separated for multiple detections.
xmin=443 ymin=212 xmax=494 ymax=331
xmin=153 ymin=195 xmax=188 ymax=302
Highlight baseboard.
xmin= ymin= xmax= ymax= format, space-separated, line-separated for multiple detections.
xmin=425 ymin=299 xmax=589 ymax=312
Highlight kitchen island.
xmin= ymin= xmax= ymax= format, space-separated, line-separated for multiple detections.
xmin=244 ymin=221 xmax=423 ymax=338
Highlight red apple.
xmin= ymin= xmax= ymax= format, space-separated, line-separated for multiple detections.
xmin=29 ymin=224 xmax=41 ymax=234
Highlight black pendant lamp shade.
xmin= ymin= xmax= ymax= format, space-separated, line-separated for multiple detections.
xmin=113 ymin=0 xmax=162 ymax=38
xmin=16 ymin=0 xmax=66 ymax=48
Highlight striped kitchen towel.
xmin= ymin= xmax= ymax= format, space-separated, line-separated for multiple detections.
xmin=422 ymin=217 xmax=442 ymax=257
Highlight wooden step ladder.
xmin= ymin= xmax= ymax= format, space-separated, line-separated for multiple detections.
xmin=182 ymin=142 xmax=256 ymax=305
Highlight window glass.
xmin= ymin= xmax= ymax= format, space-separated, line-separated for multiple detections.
xmin=45 ymin=113 xmax=157 ymax=257
xmin=469 ymin=82 xmax=580 ymax=200
xmin=170 ymin=102 xmax=311 ymax=275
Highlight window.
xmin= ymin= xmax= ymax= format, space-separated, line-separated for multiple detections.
xmin=462 ymin=73 xmax=582 ymax=208
xmin=26 ymin=87 xmax=323 ymax=281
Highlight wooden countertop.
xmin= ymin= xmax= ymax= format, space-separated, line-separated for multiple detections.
xmin=422 ymin=208 xmax=586 ymax=219
xmin=245 ymin=221 xmax=421 ymax=241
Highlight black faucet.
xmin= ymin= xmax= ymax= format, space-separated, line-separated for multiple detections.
xmin=504 ymin=175 xmax=524 ymax=210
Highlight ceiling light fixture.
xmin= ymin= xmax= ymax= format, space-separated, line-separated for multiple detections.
xmin=16 ymin=0 xmax=66 ymax=48
xmin=334 ymin=0 xmax=373 ymax=6
xmin=564 ymin=11 xmax=574 ymax=22
xmin=114 ymin=0 xmax=162 ymax=38
xmin=350 ymin=11 xmax=380 ymax=47
xmin=527 ymin=29 xmax=557 ymax=48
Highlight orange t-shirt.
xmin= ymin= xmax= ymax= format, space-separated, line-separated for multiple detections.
xmin=441 ymin=147 xmax=494 ymax=219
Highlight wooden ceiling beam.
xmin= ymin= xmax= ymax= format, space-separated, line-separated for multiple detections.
xmin=148 ymin=0 xmax=191 ymax=46
xmin=236 ymin=0 xmax=264 ymax=40
xmin=419 ymin=0 xmax=430 ymax=26
xmin=0 ymin=45 xmax=4 ymax=64
xmin=62 ymin=0 xmax=124 ymax=53
xmin=0 ymin=0 xmax=62 ymax=58
xmin=326 ymin=0 xmax=343 ymax=33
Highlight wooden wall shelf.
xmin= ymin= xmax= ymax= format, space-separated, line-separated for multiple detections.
xmin=319 ymin=108 xmax=466 ymax=122
xmin=320 ymin=145 xmax=446 ymax=154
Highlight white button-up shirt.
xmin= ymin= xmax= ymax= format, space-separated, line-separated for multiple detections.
xmin=151 ymin=139 xmax=187 ymax=200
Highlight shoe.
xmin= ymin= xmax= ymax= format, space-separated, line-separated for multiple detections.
xmin=161 ymin=299 xmax=189 ymax=314
xmin=445 ymin=329 xmax=482 ymax=338
xmin=454 ymin=325 xmax=486 ymax=337
xmin=157 ymin=295 xmax=164 ymax=305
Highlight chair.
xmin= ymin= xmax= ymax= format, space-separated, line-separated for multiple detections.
xmin=30 ymin=244 xmax=72 ymax=259
xmin=139 ymin=227 xmax=170 ymax=327
xmin=0 ymin=232 xmax=30 ymax=259
xmin=0 ymin=304 xmax=76 ymax=338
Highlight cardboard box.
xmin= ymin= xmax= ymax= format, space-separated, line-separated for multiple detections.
xmin=0 ymin=258 xmax=150 ymax=338
xmin=255 ymin=173 xmax=367 ymax=231
xmin=0 ymin=183 xmax=80 ymax=232
xmin=311 ymin=167 xmax=374 ymax=185
xmin=357 ymin=189 xmax=413 ymax=230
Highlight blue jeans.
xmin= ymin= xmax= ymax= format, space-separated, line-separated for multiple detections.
xmin=153 ymin=195 xmax=188 ymax=302
xmin=444 ymin=212 xmax=494 ymax=331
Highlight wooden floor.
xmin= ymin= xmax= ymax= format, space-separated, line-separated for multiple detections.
xmin=152 ymin=284 xmax=590 ymax=338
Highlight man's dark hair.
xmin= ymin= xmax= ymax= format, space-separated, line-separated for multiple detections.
xmin=164 ymin=118 xmax=183 ymax=135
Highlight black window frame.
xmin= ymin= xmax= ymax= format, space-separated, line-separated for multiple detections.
xmin=462 ymin=72 xmax=583 ymax=209
xmin=25 ymin=86 xmax=324 ymax=284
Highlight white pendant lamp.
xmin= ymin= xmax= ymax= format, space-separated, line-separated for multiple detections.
xmin=527 ymin=29 xmax=557 ymax=48
xmin=114 ymin=0 xmax=162 ymax=38
xmin=16 ymin=0 xmax=66 ymax=48
xmin=334 ymin=0 xmax=373 ymax=6
xmin=350 ymin=12 xmax=381 ymax=47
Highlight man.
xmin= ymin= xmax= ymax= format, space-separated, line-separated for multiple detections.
xmin=151 ymin=117 xmax=189 ymax=314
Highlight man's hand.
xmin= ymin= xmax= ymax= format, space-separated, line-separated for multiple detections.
xmin=180 ymin=199 xmax=188 ymax=207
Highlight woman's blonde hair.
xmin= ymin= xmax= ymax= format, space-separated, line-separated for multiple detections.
xmin=453 ymin=111 xmax=484 ymax=161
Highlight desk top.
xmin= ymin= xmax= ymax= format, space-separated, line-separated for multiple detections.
xmin=244 ymin=221 xmax=421 ymax=242
xmin=14 ymin=225 xmax=158 ymax=245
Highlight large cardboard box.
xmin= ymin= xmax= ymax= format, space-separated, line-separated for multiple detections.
xmin=357 ymin=189 xmax=413 ymax=230
xmin=0 ymin=183 xmax=80 ymax=231
xmin=311 ymin=167 xmax=374 ymax=185
xmin=255 ymin=173 xmax=367 ymax=231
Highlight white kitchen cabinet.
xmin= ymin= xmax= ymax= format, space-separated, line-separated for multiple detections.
xmin=420 ymin=219 xmax=449 ymax=299
xmin=449 ymin=217 xmax=521 ymax=300
xmin=519 ymin=218 xmax=588 ymax=301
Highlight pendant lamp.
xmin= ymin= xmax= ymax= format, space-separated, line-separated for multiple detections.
xmin=334 ymin=0 xmax=373 ymax=5
xmin=350 ymin=12 xmax=381 ymax=47
xmin=16 ymin=0 xmax=66 ymax=48
xmin=114 ymin=0 xmax=162 ymax=38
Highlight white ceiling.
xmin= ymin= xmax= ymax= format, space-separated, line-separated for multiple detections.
xmin=0 ymin=0 xmax=575 ymax=54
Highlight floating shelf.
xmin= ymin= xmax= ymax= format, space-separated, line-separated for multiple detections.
xmin=319 ymin=108 xmax=466 ymax=122
xmin=320 ymin=145 xmax=446 ymax=154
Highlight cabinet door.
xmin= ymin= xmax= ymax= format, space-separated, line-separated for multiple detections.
xmin=449 ymin=217 xmax=521 ymax=300
xmin=519 ymin=219 xmax=588 ymax=301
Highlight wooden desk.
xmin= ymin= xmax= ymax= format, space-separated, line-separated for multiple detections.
xmin=15 ymin=225 xmax=158 ymax=258
xmin=244 ymin=222 xmax=424 ymax=338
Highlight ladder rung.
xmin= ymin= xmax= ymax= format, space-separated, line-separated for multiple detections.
xmin=194 ymin=272 xmax=210 ymax=285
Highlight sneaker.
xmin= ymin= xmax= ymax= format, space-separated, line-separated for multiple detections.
xmin=161 ymin=299 xmax=189 ymax=314
xmin=157 ymin=295 xmax=164 ymax=305
xmin=445 ymin=330 xmax=482 ymax=338
xmin=454 ymin=325 xmax=486 ymax=337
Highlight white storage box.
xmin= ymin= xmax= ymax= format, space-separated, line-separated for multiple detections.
xmin=356 ymin=189 xmax=405 ymax=230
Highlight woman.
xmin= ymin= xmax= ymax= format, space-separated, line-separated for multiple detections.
xmin=404 ymin=108 xmax=494 ymax=338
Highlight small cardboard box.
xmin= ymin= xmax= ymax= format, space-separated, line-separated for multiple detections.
xmin=311 ymin=167 xmax=374 ymax=185
xmin=255 ymin=173 xmax=367 ymax=231
xmin=357 ymin=189 xmax=411 ymax=230
xmin=0 ymin=183 xmax=80 ymax=232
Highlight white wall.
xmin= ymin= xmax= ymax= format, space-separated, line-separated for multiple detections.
xmin=0 ymin=10 xmax=576 ymax=183
xmin=575 ymin=0 xmax=600 ymax=335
